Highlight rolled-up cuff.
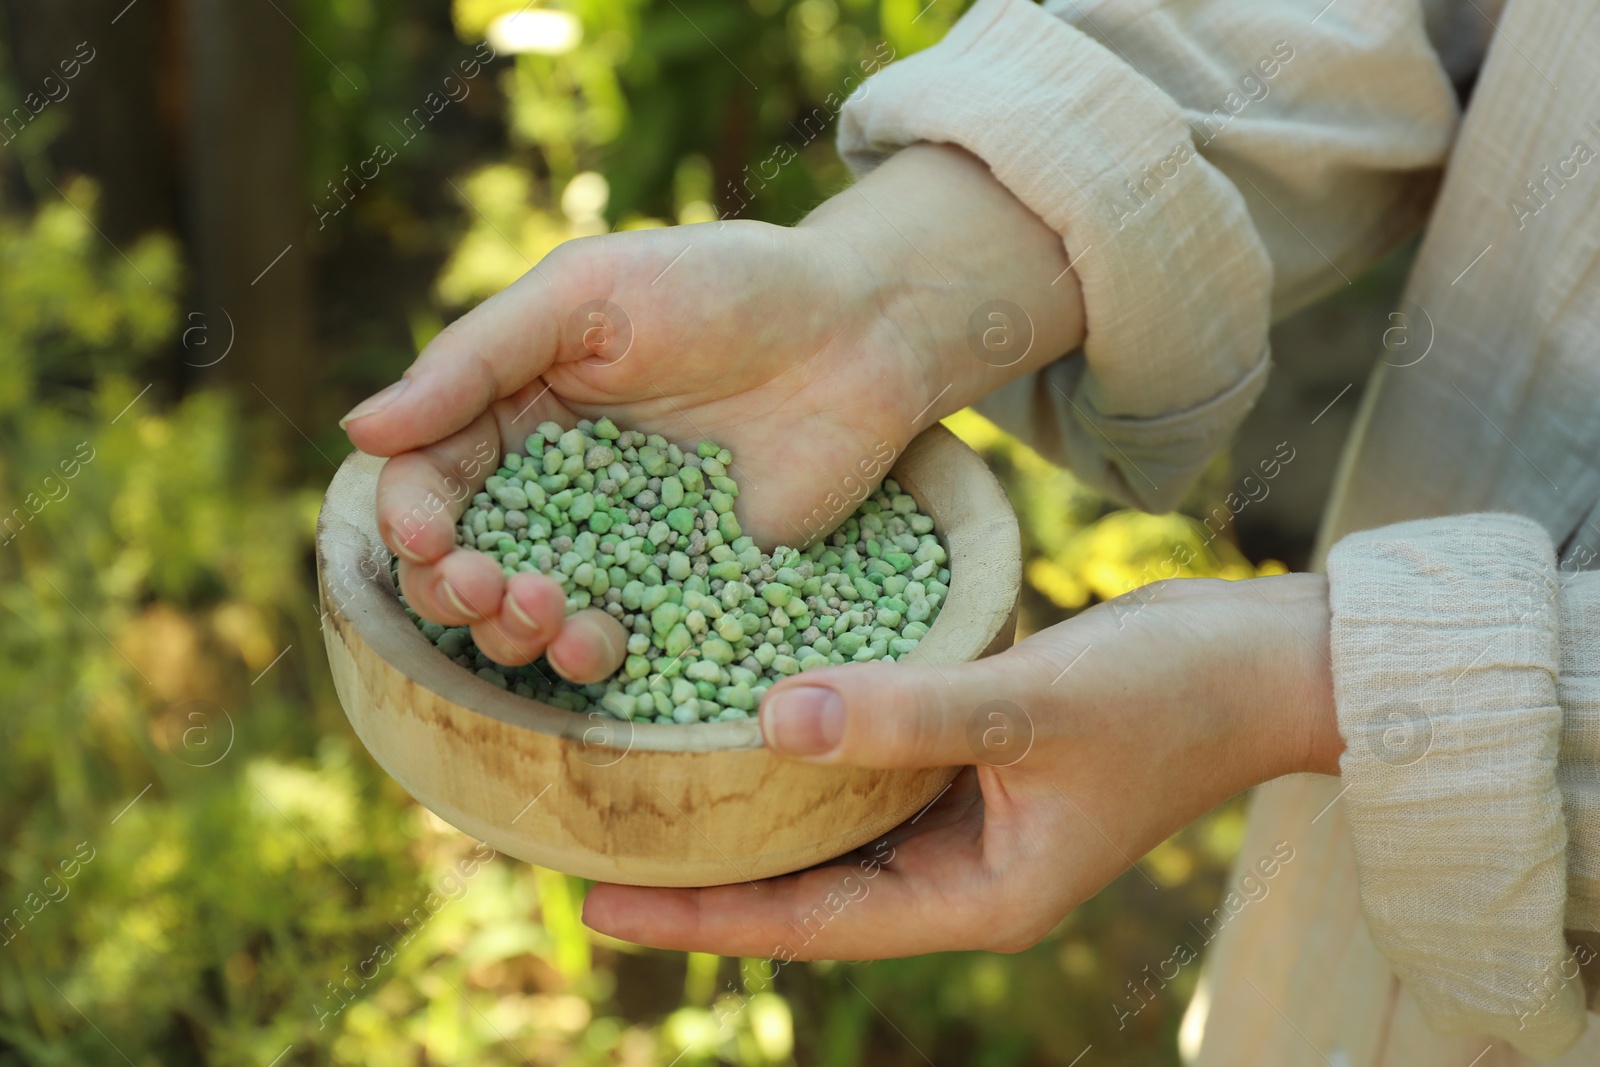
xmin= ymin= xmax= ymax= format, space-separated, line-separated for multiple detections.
xmin=1328 ymin=513 xmax=1584 ymax=1059
xmin=973 ymin=345 xmax=1269 ymax=512
xmin=839 ymin=0 xmax=1272 ymax=507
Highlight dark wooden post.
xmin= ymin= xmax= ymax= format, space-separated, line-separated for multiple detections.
xmin=181 ymin=0 xmax=318 ymax=431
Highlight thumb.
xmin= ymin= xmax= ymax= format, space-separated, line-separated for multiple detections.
xmin=758 ymin=654 xmax=1040 ymax=769
xmin=339 ymin=269 xmax=566 ymax=456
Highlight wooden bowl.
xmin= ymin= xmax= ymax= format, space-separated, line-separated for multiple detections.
xmin=316 ymin=424 xmax=1020 ymax=887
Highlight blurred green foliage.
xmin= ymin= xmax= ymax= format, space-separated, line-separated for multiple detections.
xmin=0 ymin=1 xmax=1285 ymax=1063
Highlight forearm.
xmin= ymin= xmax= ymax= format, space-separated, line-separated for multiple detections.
xmin=799 ymin=142 xmax=1086 ymax=437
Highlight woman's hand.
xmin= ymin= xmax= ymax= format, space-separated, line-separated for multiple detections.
xmin=580 ymin=573 xmax=1344 ymax=958
xmin=341 ymin=144 xmax=1085 ymax=678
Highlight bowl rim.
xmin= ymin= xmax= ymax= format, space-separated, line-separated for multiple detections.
xmin=315 ymin=422 xmax=1021 ymax=755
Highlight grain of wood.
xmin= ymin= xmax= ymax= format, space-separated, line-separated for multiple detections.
xmin=315 ymin=424 xmax=1020 ymax=887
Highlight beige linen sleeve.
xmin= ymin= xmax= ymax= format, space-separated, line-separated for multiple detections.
xmin=837 ymin=3 xmax=1600 ymax=1055
xmin=1558 ymin=565 xmax=1600 ymax=933
xmin=1327 ymin=515 xmax=1592 ymax=1059
xmin=836 ymin=0 xmax=1458 ymax=512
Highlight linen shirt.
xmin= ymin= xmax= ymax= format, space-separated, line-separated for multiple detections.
xmin=839 ymin=0 xmax=1600 ymax=1061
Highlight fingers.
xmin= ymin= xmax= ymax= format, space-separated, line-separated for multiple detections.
xmin=460 ymin=581 xmax=626 ymax=679
xmin=341 ymin=268 xmax=567 ymax=457
xmin=404 ymin=556 xmax=625 ymax=680
xmin=373 ymin=381 xmax=571 ymax=565
xmin=409 ymin=564 xmax=625 ymax=681
xmin=758 ymin=653 xmax=1042 ymax=769
xmin=468 ymin=572 xmax=569 ymax=666
xmin=582 ymin=804 xmax=995 ymax=959
xmin=544 ymin=608 xmax=628 ymax=683
xmin=398 ymin=551 xmax=505 ymax=627
xmin=374 ymin=410 xmax=501 ymax=565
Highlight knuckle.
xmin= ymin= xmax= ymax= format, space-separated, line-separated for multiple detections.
xmin=870 ymin=677 xmax=941 ymax=762
xmin=981 ymin=874 xmax=1057 ymax=954
xmin=465 ymin=348 xmax=504 ymax=404
xmin=427 ymin=315 xmax=472 ymax=359
xmin=989 ymin=923 xmax=1049 ymax=955
xmin=986 ymin=899 xmax=1055 ymax=954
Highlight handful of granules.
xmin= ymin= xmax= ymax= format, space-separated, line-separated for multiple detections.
xmin=398 ymin=417 xmax=949 ymax=723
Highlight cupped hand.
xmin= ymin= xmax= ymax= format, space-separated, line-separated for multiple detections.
xmin=345 ymin=219 xmax=910 ymax=676
xmin=581 ymin=574 xmax=1342 ymax=958
xmin=341 ymin=143 xmax=1085 ymax=678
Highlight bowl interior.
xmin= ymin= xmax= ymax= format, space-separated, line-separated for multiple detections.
xmin=316 ymin=423 xmax=1021 ymax=753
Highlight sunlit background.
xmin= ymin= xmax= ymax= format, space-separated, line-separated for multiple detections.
xmin=0 ymin=0 xmax=1403 ymax=1062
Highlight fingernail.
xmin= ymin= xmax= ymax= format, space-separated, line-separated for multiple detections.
xmin=387 ymin=524 xmax=429 ymax=563
xmin=506 ymin=594 xmax=543 ymax=636
xmin=441 ymin=580 xmax=479 ymax=619
xmin=763 ymin=686 xmax=845 ymax=757
xmin=340 ymin=378 xmax=410 ymax=429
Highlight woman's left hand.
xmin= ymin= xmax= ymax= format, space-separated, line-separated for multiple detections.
xmin=581 ymin=573 xmax=1343 ymax=958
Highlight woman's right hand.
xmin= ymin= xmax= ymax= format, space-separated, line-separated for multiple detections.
xmin=340 ymin=143 xmax=1085 ymax=680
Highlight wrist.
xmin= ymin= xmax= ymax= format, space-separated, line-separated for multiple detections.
xmin=800 ymin=143 xmax=1086 ymax=437
xmin=1239 ymin=573 xmax=1342 ymax=781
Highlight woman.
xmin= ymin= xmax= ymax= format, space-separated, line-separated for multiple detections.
xmin=340 ymin=0 xmax=1600 ymax=1059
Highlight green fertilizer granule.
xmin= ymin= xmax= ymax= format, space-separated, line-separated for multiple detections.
xmin=398 ymin=417 xmax=949 ymax=723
